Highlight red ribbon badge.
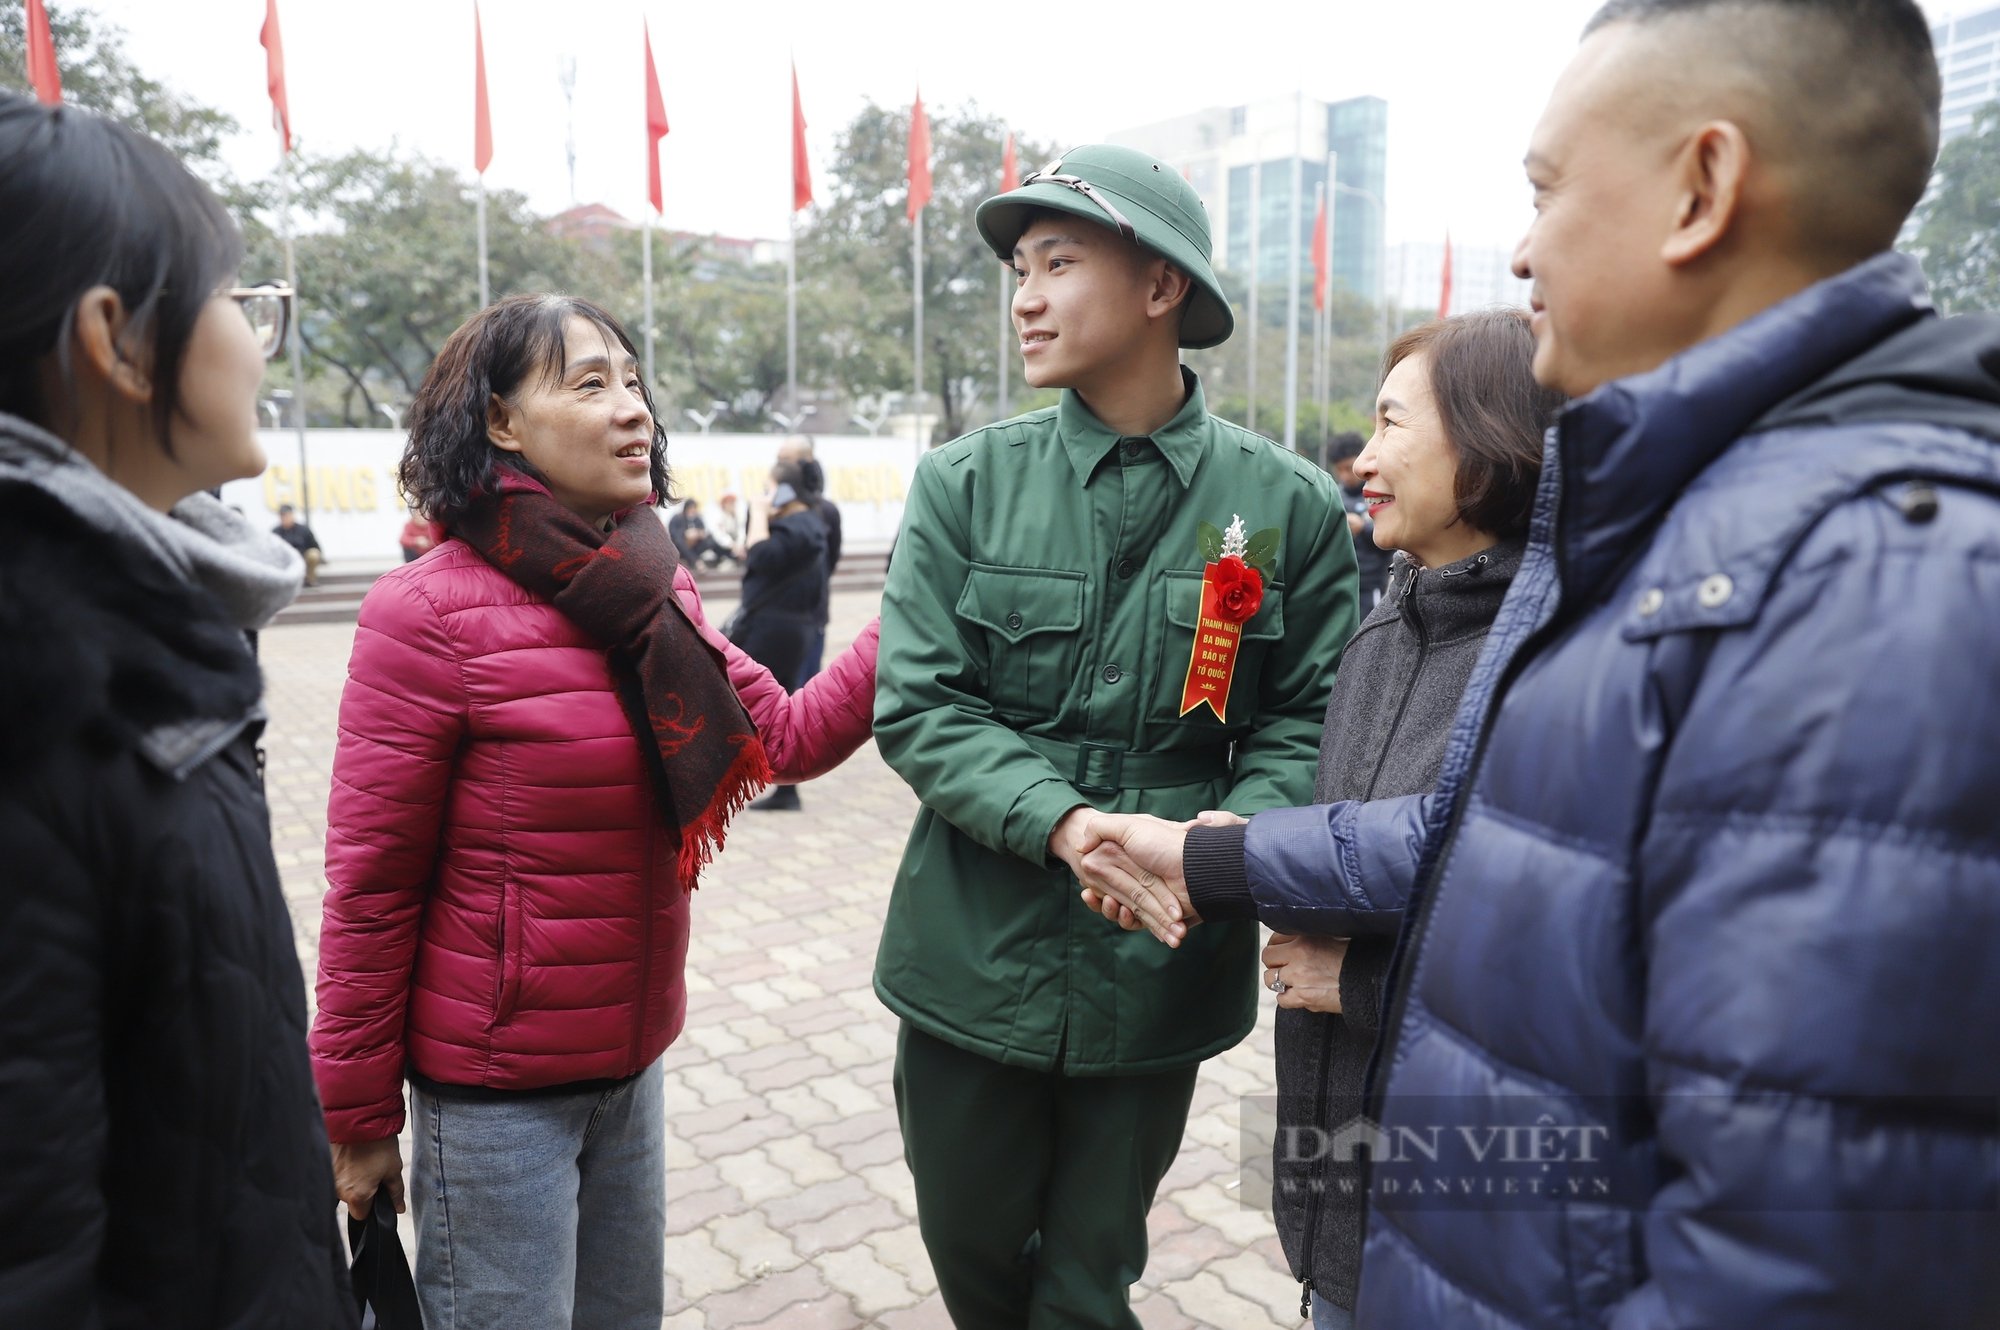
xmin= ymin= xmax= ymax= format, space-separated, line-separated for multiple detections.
xmin=1179 ymin=555 xmax=1265 ymax=721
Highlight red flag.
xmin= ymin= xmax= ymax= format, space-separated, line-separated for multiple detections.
xmin=258 ymin=0 xmax=288 ymax=149
xmin=1437 ymin=231 xmax=1454 ymax=319
xmin=1000 ymin=132 xmax=1018 ymax=192
xmin=791 ymin=61 xmax=812 ymax=211
xmin=473 ymin=2 xmax=492 ymax=175
xmin=906 ymin=88 xmax=931 ymax=223
xmin=26 ymin=0 xmax=60 ymax=105
xmin=1311 ymin=192 xmax=1329 ymax=313
xmin=643 ymin=23 xmax=668 ymax=214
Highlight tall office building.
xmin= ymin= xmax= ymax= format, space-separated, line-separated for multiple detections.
xmin=1109 ymin=95 xmax=1388 ymax=306
xmin=1933 ymin=4 xmax=2000 ymax=142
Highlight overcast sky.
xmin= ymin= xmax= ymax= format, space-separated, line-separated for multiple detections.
xmin=80 ymin=0 xmax=1962 ymax=258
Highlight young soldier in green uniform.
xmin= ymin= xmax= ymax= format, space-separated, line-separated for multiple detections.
xmin=872 ymin=144 xmax=1359 ymax=1328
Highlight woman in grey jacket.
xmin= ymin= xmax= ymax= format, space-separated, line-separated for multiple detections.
xmin=1256 ymin=309 xmax=1560 ymax=1327
xmin=1087 ymin=309 xmax=1560 ymax=1327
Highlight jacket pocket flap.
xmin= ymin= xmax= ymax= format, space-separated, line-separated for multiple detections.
xmin=958 ymin=565 xmax=1086 ymax=644
xmin=1162 ymin=567 xmax=1285 ymax=639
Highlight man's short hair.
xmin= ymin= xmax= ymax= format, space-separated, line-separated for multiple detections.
xmin=277 ymin=504 xmax=296 ymax=515
xmin=1330 ymin=432 xmax=1367 ymax=464
xmin=1582 ymin=0 xmax=1941 ymax=264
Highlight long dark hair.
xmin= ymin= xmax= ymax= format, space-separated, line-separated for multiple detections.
xmin=0 ymin=93 xmax=244 ymax=448
xmin=399 ymin=294 xmax=671 ymax=525
xmin=1382 ymin=309 xmax=1565 ymax=541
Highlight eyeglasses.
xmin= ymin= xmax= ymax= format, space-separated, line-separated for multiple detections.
xmin=1020 ymin=161 xmax=1138 ymax=243
xmin=226 ymin=283 xmax=293 ymax=360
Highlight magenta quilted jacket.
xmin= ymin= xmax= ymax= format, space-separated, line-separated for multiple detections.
xmin=309 ymin=540 xmax=878 ymax=1143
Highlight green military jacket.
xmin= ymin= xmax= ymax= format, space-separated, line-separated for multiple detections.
xmin=873 ymin=371 xmax=1359 ymax=1075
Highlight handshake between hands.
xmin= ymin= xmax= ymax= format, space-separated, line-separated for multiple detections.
xmin=1048 ymin=806 xmax=1247 ymax=948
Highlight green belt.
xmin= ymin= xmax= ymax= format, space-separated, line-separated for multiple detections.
xmin=1020 ymin=734 xmax=1233 ymax=796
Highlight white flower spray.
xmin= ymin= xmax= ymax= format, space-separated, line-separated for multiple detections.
xmin=1222 ymin=514 xmax=1248 ymax=559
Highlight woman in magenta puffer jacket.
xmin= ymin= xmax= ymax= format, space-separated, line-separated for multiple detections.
xmin=309 ymin=295 xmax=878 ymax=1329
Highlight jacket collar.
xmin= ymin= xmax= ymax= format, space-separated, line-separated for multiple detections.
xmin=1548 ymin=251 xmax=1934 ymax=605
xmin=1379 ymin=538 xmax=1525 ymax=643
xmin=1057 ymin=366 xmax=1210 ymax=488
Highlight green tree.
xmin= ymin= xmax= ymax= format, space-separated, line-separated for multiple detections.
xmin=243 ymin=149 xmax=594 ymax=426
xmin=1912 ymin=104 xmax=2000 ymax=315
xmin=0 ymin=3 xmax=237 ymax=174
xmin=800 ymin=103 xmax=1059 ymax=441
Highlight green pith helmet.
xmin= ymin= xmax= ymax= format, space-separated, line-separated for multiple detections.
xmin=975 ymin=144 xmax=1235 ymax=350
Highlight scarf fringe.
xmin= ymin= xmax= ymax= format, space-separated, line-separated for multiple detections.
xmin=675 ymin=735 xmax=775 ymax=889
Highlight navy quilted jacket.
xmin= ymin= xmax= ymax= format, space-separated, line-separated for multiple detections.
xmin=1240 ymin=254 xmax=2000 ymax=1327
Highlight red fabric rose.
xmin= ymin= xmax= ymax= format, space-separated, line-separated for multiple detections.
xmin=1211 ymin=555 xmax=1264 ymax=623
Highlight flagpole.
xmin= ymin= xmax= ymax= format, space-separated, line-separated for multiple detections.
xmin=787 ymin=208 xmax=800 ymax=416
xmin=913 ymin=207 xmax=924 ymax=452
xmin=476 ymin=176 xmax=490 ymax=309
xmin=1283 ymin=91 xmax=1303 ymax=451
xmin=643 ymin=212 xmax=656 ymax=388
xmin=279 ymin=140 xmax=312 ymax=526
xmin=997 ymin=248 xmax=1011 ymax=420
xmin=1321 ymin=151 xmax=1337 ymax=460
xmin=1247 ymin=156 xmax=1260 ymax=435
xmin=1310 ymin=182 xmax=1324 ymax=455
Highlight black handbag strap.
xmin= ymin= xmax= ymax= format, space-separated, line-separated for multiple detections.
xmin=347 ymin=1191 xmax=422 ymax=1330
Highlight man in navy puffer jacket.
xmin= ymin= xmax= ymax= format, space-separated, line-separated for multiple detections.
xmin=1078 ymin=1 xmax=2000 ymax=1324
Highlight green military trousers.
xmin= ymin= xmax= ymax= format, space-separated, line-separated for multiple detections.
xmin=893 ymin=1023 xmax=1200 ymax=1330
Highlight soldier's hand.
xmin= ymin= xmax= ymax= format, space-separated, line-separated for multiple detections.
xmin=1048 ymin=805 xmax=1100 ymax=878
xmin=1076 ymin=813 xmax=1199 ymax=947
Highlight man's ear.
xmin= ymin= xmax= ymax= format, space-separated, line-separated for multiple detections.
xmin=487 ymin=393 xmax=524 ymax=453
xmin=71 ymin=286 xmax=153 ymax=402
xmin=1661 ymin=120 xmax=1750 ymax=269
xmin=1146 ymin=260 xmax=1195 ymax=323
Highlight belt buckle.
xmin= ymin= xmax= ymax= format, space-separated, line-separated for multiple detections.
xmin=1073 ymin=741 xmax=1125 ymax=795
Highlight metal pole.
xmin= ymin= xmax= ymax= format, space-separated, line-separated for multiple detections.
xmin=1283 ymin=92 xmax=1303 ymax=451
xmin=1321 ymin=153 xmax=1337 ymax=450
xmin=1310 ymin=183 xmax=1323 ymax=451
xmin=279 ymin=143 xmax=312 ymax=525
xmin=476 ymin=175 xmax=490 ymax=309
xmin=997 ymin=257 xmax=1012 ymax=419
xmin=787 ymin=208 xmax=799 ymax=415
xmin=643 ymin=211 xmax=656 ymax=390
xmin=1247 ymin=155 xmax=1260 ymax=434
xmin=913 ymin=208 xmax=925 ymax=453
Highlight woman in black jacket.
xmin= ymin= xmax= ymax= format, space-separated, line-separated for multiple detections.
xmin=739 ymin=454 xmax=831 ymax=811
xmin=0 ymin=95 xmax=353 ymax=1328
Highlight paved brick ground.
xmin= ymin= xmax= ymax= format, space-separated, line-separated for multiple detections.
xmin=261 ymin=589 xmax=1298 ymax=1329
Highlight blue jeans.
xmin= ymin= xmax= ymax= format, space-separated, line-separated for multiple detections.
xmin=409 ymin=1060 xmax=666 ymax=1330
xmin=1312 ymin=1294 xmax=1357 ymax=1330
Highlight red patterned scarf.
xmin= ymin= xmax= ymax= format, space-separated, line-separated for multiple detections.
xmin=455 ymin=477 xmax=770 ymax=887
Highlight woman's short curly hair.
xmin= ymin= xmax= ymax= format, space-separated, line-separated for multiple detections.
xmin=399 ymin=294 xmax=671 ymax=525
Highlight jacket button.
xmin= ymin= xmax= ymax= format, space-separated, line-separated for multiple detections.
xmin=1116 ymin=558 xmax=1136 ymax=578
xmin=1006 ymin=611 xmax=1024 ymax=631
xmin=1102 ymin=663 xmax=1123 ymax=684
xmin=1697 ymin=574 xmax=1734 ymax=609
xmin=1637 ymin=588 xmax=1664 ymax=616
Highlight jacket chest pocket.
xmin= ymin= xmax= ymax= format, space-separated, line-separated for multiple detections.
xmin=956 ymin=564 xmax=1087 ymax=720
xmin=1151 ymin=567 xmax=1286 ymax=728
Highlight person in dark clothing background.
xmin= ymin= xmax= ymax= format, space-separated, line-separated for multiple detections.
xmin=778 ymin=437 xmax=842 ymax=686
xmin=0 ymin=92 xmax=353 ymax=1329
xmin=1329 ymin=432 xmax=1392 ymax=606
xmin=741 ymin=451 xmax=831 ymax=811
xmin=273 ymin=502 xmax=323 ymax=584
